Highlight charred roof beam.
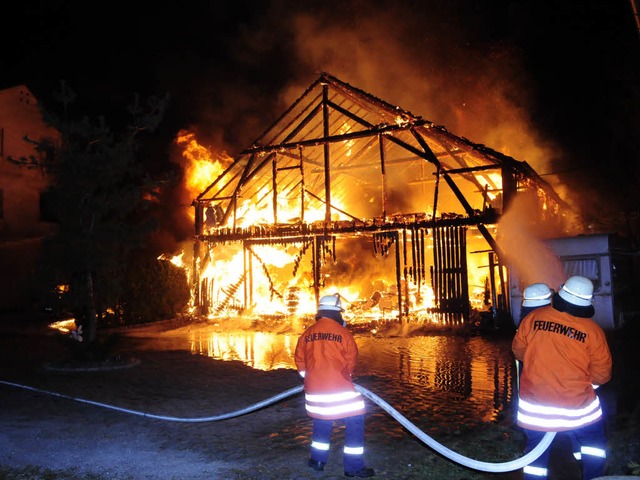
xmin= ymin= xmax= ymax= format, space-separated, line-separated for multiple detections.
xmin=442 ymin=164 xmax=502 ymax=174
xmin=197 ymin=212 xmax=497 ymax=244
xmin=320 ymin=72 xmax=421 ymax=122
xmin=267 ymin=100 xmax=322 ymax=147
xmin=439 ymin=142 xmax=501 ymax=193
xmin=407 ymin=127 xmax=507 ymax=273
xmin=326 ymin=99 xmax=374 ymax=128
xmin=250 ymin=78 xmax=324 ymax=147
xmin=197 ymin=154 xmax=251 ymax=201
xmin=304 ymin=188 xmax=364 ymax=223
xmin=240 ymin=119 xmax=429 ymax=156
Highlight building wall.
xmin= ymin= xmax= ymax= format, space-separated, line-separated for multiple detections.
xmin=0 ymin=85 xmax=58 ymax=311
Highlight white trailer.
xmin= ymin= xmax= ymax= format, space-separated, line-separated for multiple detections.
xmin=509 ymin=233 xmax=639 ymax=330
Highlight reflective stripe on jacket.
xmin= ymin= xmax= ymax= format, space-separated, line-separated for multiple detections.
xmin=512 ymin=305 xmax=612 ymax=432
xmin=294 ymin=317 xmax=365 ymax=420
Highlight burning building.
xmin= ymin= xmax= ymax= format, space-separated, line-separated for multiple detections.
xmin=189 ymin=72 xmax=571 ymax=327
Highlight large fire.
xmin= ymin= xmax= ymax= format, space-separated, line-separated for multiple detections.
xmin=164 ymin=130 xmax=495 ymax=327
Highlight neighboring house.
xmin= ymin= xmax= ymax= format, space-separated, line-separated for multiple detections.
xmin=0 ymin=85 xmax=58 ymax=312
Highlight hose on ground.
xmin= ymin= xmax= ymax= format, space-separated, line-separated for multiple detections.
xmin=0 ymin=379 xmax=304 ymax=421
xmin=354 ymin=384 xmax=555 ymax=472
xmin=0 ymin=379 xmax=554 ymax=473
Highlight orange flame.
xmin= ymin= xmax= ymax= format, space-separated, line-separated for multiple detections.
xmin=176 ymin=130 xmax=232 ymax=210
xmin=169 ymin=130 xmax=494 ymax=325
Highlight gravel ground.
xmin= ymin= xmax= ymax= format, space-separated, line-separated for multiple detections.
xmin=0 ymin=316 xmax=638 ymax=480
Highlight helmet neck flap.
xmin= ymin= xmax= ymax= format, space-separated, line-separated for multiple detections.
xmin=316 ymin=309 xmax=345 ymax=326
xmin=552 ymin=292 xmax=595 ymax=318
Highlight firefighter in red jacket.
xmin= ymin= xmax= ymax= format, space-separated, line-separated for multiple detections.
xmin=512 ymin=275 xmax=612 ymax=480
xmin=294 ymin=293 xmax=375 ymax=478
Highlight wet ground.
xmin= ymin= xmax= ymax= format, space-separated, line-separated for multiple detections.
xmin=158 ymin=322 xmax=517 ymax=431
xmin=0 ymin=315 xmax=638 ymax=479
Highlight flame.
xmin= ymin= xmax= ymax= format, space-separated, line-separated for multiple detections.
xmin=476 ymin=172 xmax=503 ymax=201
xmin=168 ymin=130 xmax=497 ymax=326
xmin=158 ymin=251 xmax=185 ymax=268
xmin=339 ymin=121 xmax=354 ymax=157
xmin=176 ymin=130 xmax=232 ymax=218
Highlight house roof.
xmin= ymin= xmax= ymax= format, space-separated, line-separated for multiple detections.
xmin=196 ymin=72 xmax=569 ymax=237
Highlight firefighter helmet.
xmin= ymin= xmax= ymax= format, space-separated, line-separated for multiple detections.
xmin=318 ymin=294 xmax=344 ymax=312
xmin=522 ymin=283 xmax=552 ymax=307
xmin=559 ymin=276 xmax=594 ymax=307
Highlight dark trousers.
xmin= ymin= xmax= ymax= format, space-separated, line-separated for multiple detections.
xmin=522 ymin=419 xmax=607 ymax=480
xmin=310 ymin=414 xmax=366 ymax=472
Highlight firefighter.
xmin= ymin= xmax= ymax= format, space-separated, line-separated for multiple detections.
xmin=520 ymin=282 xmax=553 ymax=323
xmin=512 ymin=276 xmax=612 ymax=480
xmin=516 ymin=283 xmax=554 ymax=387
xmin=294 ymin=293 xmax=375 ymax=478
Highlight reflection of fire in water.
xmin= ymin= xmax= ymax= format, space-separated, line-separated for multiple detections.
xmin=170 ymin=131 xmax=500 ymax=326
xmin=189 ymin=330 xmax=297 ymax=371
xmin=185 ymin=328 xmax=514 ymax=423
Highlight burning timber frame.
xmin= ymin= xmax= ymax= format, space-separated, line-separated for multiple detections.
xmin=192 ymin=72 xmax=569 ymax=324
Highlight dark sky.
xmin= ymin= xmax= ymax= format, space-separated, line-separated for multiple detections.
xmin=3 ymin=0 xmax=640 ymax=245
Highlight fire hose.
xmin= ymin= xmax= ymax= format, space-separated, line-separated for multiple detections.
xmin=0 ymin=378 xmax=554 ymax=473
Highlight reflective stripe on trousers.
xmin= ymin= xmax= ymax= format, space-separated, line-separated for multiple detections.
xmin=522 ymin=419 xmax=607 ymax=480
xmin=523 ymin=465 xmax=548 ymax=477
xmin=310 ymin=414 xmax=366 ymax=472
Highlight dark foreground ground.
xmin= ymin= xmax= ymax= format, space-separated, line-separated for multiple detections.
xmin=0 ymin=314 xmax=638 ymax=480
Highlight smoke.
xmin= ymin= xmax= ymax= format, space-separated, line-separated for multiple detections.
xmin=176 ymin=2 xmax=557 ymax=174
xmin=155 ymin=1 xmax=640 ymax=267
xmin=161 ymin=2 xmax=565 ymax=241
xmin=321 ymin=237 xmax=398 ymax=299
xmin=271 ymin=2 xmax=556 ymax=175
xmin=142 ymin=137 xmax=197 ymax=257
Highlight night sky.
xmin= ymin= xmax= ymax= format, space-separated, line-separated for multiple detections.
xmin=3 ymin=0 xmax=640 ymax=249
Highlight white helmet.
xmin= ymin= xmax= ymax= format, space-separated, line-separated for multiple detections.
xmin=522 ymin=283 xmax=552 ymax=307
xmin=558 ymin=276 xmax=594 ymax=307
xmin=318 ymin=294 xmax=344 ymax=312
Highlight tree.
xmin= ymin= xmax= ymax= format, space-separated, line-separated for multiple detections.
xmin=10 ymin=81 xmax=170 ymax=347
xmin=118 ymin=255 xmax=191 ymax=326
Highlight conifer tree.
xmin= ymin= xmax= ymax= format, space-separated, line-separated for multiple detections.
xmin=10 ymin=81 xmax=169 ymax=347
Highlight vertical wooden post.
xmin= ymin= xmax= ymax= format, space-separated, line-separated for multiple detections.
xmin=379 ymin=134 xmax=388 ymax=219
xmin=394 ymin=231 xmax=403 ymax=323
xmin=299 ymin=146 xmax=305 ymax=223
xmin=272 ymin=157 xmax=278 ymax=224
xmin=322 ymin=84 xmax=331 ymax=224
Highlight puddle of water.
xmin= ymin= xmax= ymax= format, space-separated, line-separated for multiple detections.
xmin=188 ymin=330 xmax=297 ymax=371
xmin=182 ymin=329 xmax=516 ymax=427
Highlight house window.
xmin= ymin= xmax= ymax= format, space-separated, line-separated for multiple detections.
xmin=562 ymin=258 xmax=600 ymax=291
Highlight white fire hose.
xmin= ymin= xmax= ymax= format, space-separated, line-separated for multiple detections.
xmin=0 ymin=378 xmax=554 ymax=473
xmin=354 ymin=384 xmax=555 ymax=473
